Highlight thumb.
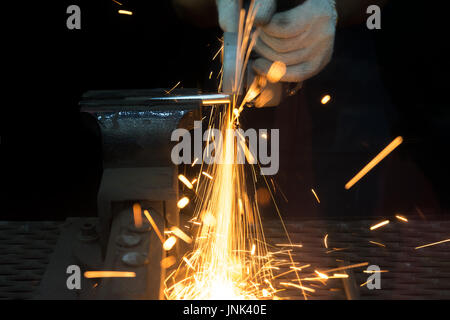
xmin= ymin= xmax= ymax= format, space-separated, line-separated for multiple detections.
xmin=254 ymin=0 xmax=276 ymax=25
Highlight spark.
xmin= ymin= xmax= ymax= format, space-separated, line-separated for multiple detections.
xmin=322 ymin=262 xmax=369 ymax=273
xmin=324 ymin=234 xmax=329 ymax=248
xmin=280 ymin=282 xmax=315 ymax=293
xmin=395 ymin=214 xmax=408 ymax=222
xmin=177 ymin=196 xmax=190 ymax=209
xmin=143 ymin=209 xmax=164 ymax=243
xmin=84 ymin=271 xmax=136 ymax=278
xmin=345 ymin=136 xmax=403 ymax=190
xmin=315 ymin=270 xmax=329 ymax=279
xmin=111 ymin=0 xmax=122 ymax=5
xmin=260 ymin=132 xmax=268 ymax=139
xmin=165 ymin=81 xmax=181 ymax=94
xmin=118 ymin=9 xmax=133 ymax=15
xmin=170 ymin=226 xmax=193 ymax=244
xmin=370 ymin=220 xmax=390 ymax=231
xmin=321 ymin=94 xmax=331 ymax=104
xmin=192 ymin=158 xmax=199 ymax=166
xmin=369 ymin=241 xmax=386 ymax=247
xmin=275 ymin=243 xmax=303 ymax=248
xmin=332 ymin=273 xmax=349 ymax=278
xmin=415 ymin=239 xmax=450 ymax=250
xmin=163 ymin=236 xmax=177 ymax=251
xmin=178 ymin=174 xmax=193 ymax=189
xmin=311 ymin=188 xmax=320 ymax=204
xmin=132 ymin=202 xmax=142 ymax=228
xmin=251 ymin=244 xmax=256 ymax=255
xmin=201 ymin=171 xmax=213 ymax=180
xmin=363 ymin=270 xmax=389 ymax=273
xmin=161 ymin=256 xmax=177 ymax=269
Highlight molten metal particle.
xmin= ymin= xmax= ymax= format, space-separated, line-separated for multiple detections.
xmin=345 ymin=136 xmax=403 ymax=190
xmin=370 ymin=220 xmax=390 ymax=231
xmin=84 ymin=271 xmax=136 ymax=278
xmin=177 ymin=196 xmax=190 ymax=209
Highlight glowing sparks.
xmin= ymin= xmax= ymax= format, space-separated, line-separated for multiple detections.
xmin=163 ymin=236 xmax=177 ymax=251
xmin=170 ymin=226 xmax=193 ymax=244
xmin=251 ymin=244 xmax=256 ymax=255
xmin=369 ymin=241 xmax=386 ymax=247
xmin=370 ymin=220 xmax=390 ymax=231
xmin=161 ymin=256 xmax=176 ymax=269
xmin=332 ymin=273 xmax=349 ymax=278
xmin=395 ymin=214 xmax=408 ymax=222
xmin=345 ymin=136 xmax=403 ymax=190
xmin=201 ymin=171 xmax=213 ymax=180
xmin=415 ymin=239 xmax=450 ymax=250
xmin=315 ymin=270 xmax=329 ymax=280
xmin=321 ymin=94 xmax=331 ymax=104
xmin=311 ymin=188 xmax=320 ymax=204
xmin=165 ymin=81 xmax=181 ymax=94
xmin=118 ymin=9 xmax=133 ymax=15
xmin=178 ymin=174 xmax=193 ymax=189
xmin=143 ymin=209 xmax=164 ymax=244
xmin=192 ymin=158 xmax=199 ymax=166
xmin=323 ymin=234 xmax=329 ymax=249
xmin=132 ymin=202 xmax=142 ymax=228
xmin=280 ymin=282 xmax=315 ymax=293
xmin=177 ymin=196 xmax=190 ymax=209
xmin=84 ymin=271 xmax=136 ymax=278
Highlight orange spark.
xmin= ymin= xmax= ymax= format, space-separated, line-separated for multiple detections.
xmin=163 ymin=236 xmax=177 ymax=251
xmin=345 ymin=136 xmax=403 ymax=190
xmin=311 ymin=188 xmax=320 ymax=204
xmin=177 ymin=196 xmax=190 ymax=209
xmin=201 ymin=171 xmax=213 ymax=180
xmin=170 ymin=226 xmax=193 ymax=244
xmin=84 ymin=271 xmax=135 ymax=278
xmin=266 ymin=61 xmax=286 ymax=83
xmin=161 ymin=256 xmax=176 ymax=269
xmin=324 ymin=234 xmax=329 ymax=248
xmin=370 ymin=220 xmax=390 ymax=231
xmin=132 ymin=202 xmax=142 ymax=228
xmin=415 ymin=239 xmax=450 ymax=250
xmin=143 ymin=209 xmax=164 ymax=243
xmin=178 ymin=174 xmax=193 ymax=189
xmin=369 ymin=241 xmax=386 ymax=247
xmin=395 ymin=214 xmax=408 ymax=222
xmin=321 ymin=94 xmax=331 ymax=104
xmin=118 ymin=10 xmax=133 ymax=15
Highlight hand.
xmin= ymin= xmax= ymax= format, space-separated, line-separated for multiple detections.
xmin=253 ymin=0 xmax=337 ymax=82
xmin=216 ymin=0 xmax=276 ymax=32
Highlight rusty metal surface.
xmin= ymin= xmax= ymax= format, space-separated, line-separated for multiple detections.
xmin=0 ymin=221 xmax=61 ymax=300
xmin=264 ymin=217 xmax=450 ymax=300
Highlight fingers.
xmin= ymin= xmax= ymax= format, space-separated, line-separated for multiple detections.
xmin=253 ymin=0 xmax=276 ymax=26
xmin=262 ymin=0 xmax=335 ymax=38
xmin=253 ymin=36 xmax=333 ymax=83
xmin=254 ymin=32 xmax=333 ymax=67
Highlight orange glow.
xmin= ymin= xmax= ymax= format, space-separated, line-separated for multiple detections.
xmin=84 ymin=271 xmax=135 ymax=278
xmin=311 ymin=188 xmax=320 ymax=204
xmin=163 ymin=236 xmax=177 ymax=251
xmin=178 ymin=174 xmax=193 ymax=189
xmin=370 ymin=220 xmax=390 ymax=231
xmin=143 ymin=209 xmax=164 ymax=243
xmin=395 ymin=214 xmax=408 ymax=222
xmin=177 ymin=196 xmax=190 ymax=209
xmin=321 ymin=94 xmax=331 ymax=104
xmin=118 ymin=10 xmax=133 ymax=15
xmin=266 ymin=61 xmax=286 ymax=83
xmin=345 ymin=136 xmax=403 ymax=190
xmin=132 ymin=202 xmax=142 ymax=228
xmin=170 ymin=226 xmax=193 ymax=244
xmin=415 ymin=239 xmax=450 ymax=250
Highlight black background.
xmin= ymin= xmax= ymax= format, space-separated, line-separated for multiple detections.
xmin=3 ymin=0 xmax=450 ymax=221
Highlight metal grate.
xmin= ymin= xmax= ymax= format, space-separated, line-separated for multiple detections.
xmin=0 ymin=221 xmax=61 ymax=300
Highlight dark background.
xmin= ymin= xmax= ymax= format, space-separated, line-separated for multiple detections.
xmin=3 ymin=0 xmax=449 ymax=221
